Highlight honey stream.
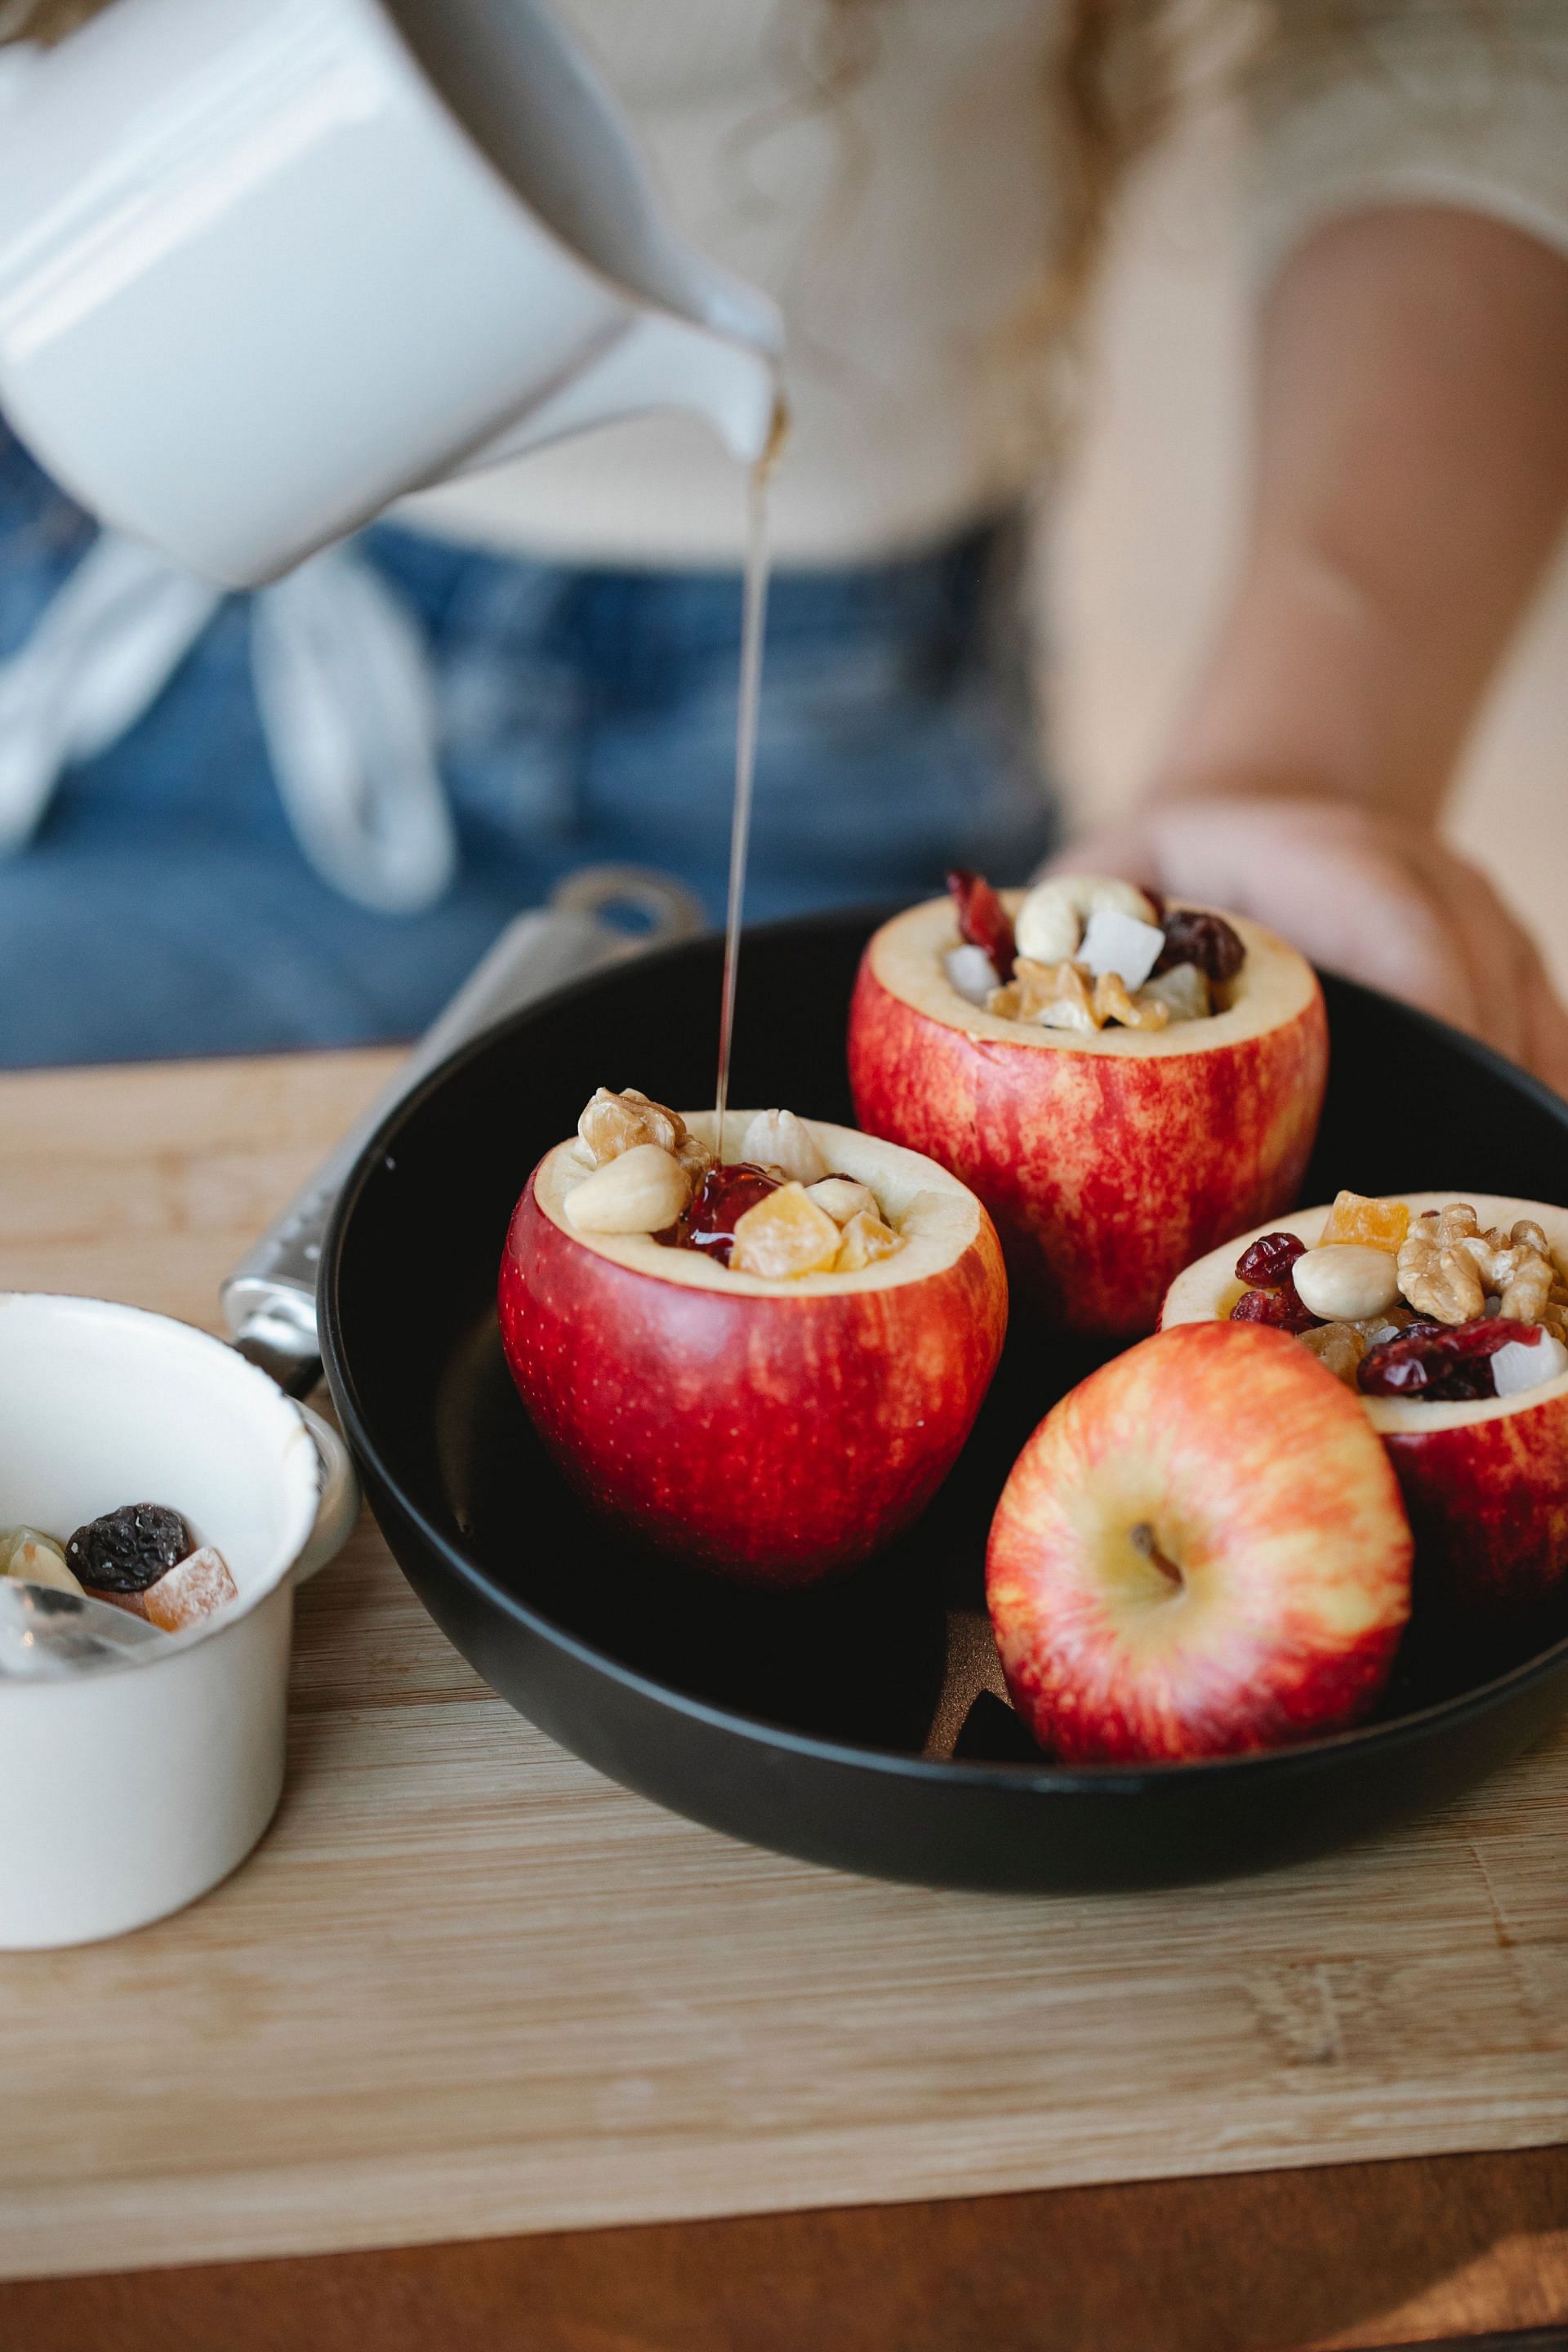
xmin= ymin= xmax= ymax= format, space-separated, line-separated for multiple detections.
xmin=712 ymin=399 xmax=790 ymax=1160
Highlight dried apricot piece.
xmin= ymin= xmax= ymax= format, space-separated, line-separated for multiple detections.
xmin=144 ymin=1547 xmax=238 ymax=1633
xmin=730 ymin=1183 xmax=842 ymax=1280
xmin=1321 ymin=1189 xmax=1410 ymax=1253
xmin=833 ymin=1210 xmax=905 ymax=1272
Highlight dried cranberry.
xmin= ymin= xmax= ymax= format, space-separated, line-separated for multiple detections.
xmin=1236 ymin=1231 xmax=1306 ymax=1288
xmin=1155 ymin=908 xmax=1245 ymax=985
xmin=67 ymin=1503 xmax=191 ymax=1594
xmin=678 ymin=1162 xmax=782 ymax=1265
xmin=946 ymin=869 xmax=1016 ymax=980
xmin=1230 ymin=1280 xmax=1321 ymax=1335
xmin=1358 ymin=1316 xmax=1542 ymax=1402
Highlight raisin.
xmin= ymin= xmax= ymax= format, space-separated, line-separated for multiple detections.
xmin=946 ymin=869 xmax=1017 ymax=980
xmin=66 ymin=1503 xmax=191 ymax=1594
xmin=1236 ymin=1231 xmax=1306 ymax=1288
xmin=1155 ymin=908 xmax=1245 ymax=984
xmin=1230 ymin=1281 xmax=1321 ymax=1335
xmin=677 ymin=1163 xmax=782 ymax=1265
xmin=1357 ymin=1316 xmax=1540 ymax=1402
xmin=1230 ymin=1280 xmax=1321 ymax=1334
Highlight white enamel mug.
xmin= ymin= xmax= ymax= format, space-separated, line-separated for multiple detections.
xmin=0 ymin=1294 xmax=359 ymax=1948
xmin=0 ymin=0 xmax=780 ymax=586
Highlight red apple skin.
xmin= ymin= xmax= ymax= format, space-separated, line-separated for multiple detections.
xmin=1384 ymin=1410 xmax=1568 ymax=1633
xmin=499 ymin=1178 xmax=1007 ymax=1588
xmin=848 ymin=934 xmax=1327 ymax=1338
xmin=987 ymin=1322 xmax=1412 ymax=1762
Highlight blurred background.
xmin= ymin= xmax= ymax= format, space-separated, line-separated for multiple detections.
xmin=1051 ymin=83 xmax=1568 ymax=989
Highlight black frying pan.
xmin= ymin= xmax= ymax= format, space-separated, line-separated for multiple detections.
xmin=319 ymin=908 xmax=1568 ymax=1890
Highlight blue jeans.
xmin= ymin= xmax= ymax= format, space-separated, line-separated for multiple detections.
xmin=0 ymin=427 xmax=1055 ymax=1066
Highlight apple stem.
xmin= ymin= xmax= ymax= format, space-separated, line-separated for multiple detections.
xmin=1129 ymin=1521 xmax=1185 ymax=1590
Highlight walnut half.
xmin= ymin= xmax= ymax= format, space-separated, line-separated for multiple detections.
xmin=1397 ymin=1204 xmax=1567 ymax=1336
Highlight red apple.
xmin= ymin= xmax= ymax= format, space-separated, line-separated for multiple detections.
xmin=499 ymin=1114 xmax=1007 ymax=1587
xmin=1163 ymin=1193 xmax=1568 ymax=1636
xmin=847 ymin=893 xmax=1327 ymax=1337
xmin=986 ymin=1321 xmax=1412 ymax=1761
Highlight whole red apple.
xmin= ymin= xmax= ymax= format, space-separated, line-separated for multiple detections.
xmin=848 ymin=893 xmax=1327 ymax=1337
xmin=1163 ymin=1192 xmax=1568 ymax=1637
xmin=987 ymin=1321 xmax=1411 ymax=1761
xmin=500 ymin=1114 xmax=1007 ymax=1587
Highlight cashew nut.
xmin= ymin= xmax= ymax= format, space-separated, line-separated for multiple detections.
xmin=1013 ymin=874 xmax=1158 ymax=966
xmin=564 ymin=1143 xmax=692 ymax=1234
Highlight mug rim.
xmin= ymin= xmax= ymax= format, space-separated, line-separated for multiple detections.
xmin=0 ymin=1290 xmax=323 ymax=1683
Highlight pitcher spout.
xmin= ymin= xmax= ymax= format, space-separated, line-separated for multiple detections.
xmin=461 ymin=302 xmax=783 ymax=477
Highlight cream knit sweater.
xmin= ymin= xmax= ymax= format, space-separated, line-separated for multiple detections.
xmin=400 ymin=0 xmax=1568 ymax=570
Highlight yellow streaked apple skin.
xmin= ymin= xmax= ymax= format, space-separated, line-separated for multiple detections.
xmin=986 ymin=1322 xmax=1412 ymax=1761
xmin=500 ymin=1170 xmax=1008 ymax=1588
xmin=848 ymin=937 xmax=1327 ymax=1339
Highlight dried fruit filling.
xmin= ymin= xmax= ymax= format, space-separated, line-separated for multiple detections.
xmin=941 ymin=871 xmax=1245 ymax=1033
xmin=1228 ymin=1190 xmax=1568 ymax=1401
xmin=562 ymin=1090 xmax=908 ymax=1281
xmin=1 ymin=1505 xmax=238 ymax=1633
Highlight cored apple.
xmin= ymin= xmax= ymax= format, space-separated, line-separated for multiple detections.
xmin=499 ymin=1115 xmax=1007 ymax=1587
xmin=1163 ymin=1193 xmax=1568 ymax=1638
xmin=986 ymin=1321 xmax=1412 ymax=1761
xmin=847 ymin=892 xmax=1327 ymax=1336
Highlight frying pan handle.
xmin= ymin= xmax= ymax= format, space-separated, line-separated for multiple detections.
xmin=291 ymin=1405 xmax=362 ymax=1584
xmin=222 ymin=866 xmax=706 ymax=1395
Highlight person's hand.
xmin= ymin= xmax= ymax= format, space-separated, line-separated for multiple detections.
xmin=1052 ymin=793 xmax=1568 ymax=1098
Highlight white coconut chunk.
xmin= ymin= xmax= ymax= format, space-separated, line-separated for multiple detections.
xmin=1491 ymin=1331 xmax=1568 ymax=1397
xmin=944 ymin=944 xmax=1000 ymax=1006
xmin=1078 ymin=907 xmax=1165 ymax=990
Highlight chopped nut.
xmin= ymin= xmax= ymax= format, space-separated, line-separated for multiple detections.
xmin=991 ymin=957 xmax=1101 ymax=1031
xmin=730 ymin=1182 xmax=842 ymax=1279
xmin=740 ymin=1109 xmax=830 ymax=1186
xmin=1092 ymin=970 xmax=1169 ymax=1031
xmin=806 ymin=1177 xmax=879 ymax=1227
xmin=564 ymin=1143 xmax=693 ymax=1235
xmin=833 ymin=1210 xmax=906 ymax=1272
xmin=1013 ymin=875 xmax=1158 ymax=966
xmin=675 ymin=1132 xmax=715 ymax=1178
xmin=1395 ymin=1200 xmax=1566 ymax=1332
xmin=577 ymin=1086 xmax=686 ymax=1167
xmin=1396 ymin=1222 xmax=1486 ymax=1325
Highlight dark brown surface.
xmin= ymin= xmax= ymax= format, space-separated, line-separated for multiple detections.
xmin=5 ymin=2144 xmax=1566 ymax=2352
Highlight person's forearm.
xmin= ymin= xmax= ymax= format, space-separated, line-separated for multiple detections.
xmin=1156 ymin=205 xmax=1568 ymax=827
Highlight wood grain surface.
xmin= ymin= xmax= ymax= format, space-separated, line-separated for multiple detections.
xmin=2 ymin=1050 xmax=1567 ymax=2291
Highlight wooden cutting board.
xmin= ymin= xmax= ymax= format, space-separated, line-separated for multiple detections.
xmin=2 ymin=1049 xmax=1566 ymax=2286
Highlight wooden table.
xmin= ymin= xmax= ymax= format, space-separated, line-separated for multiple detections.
xmin=2 ymin=1049 xmax=1566 ymax=2352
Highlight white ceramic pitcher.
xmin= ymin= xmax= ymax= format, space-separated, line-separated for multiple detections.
xmin=0 ymin=0 xmax=782 ymax=587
